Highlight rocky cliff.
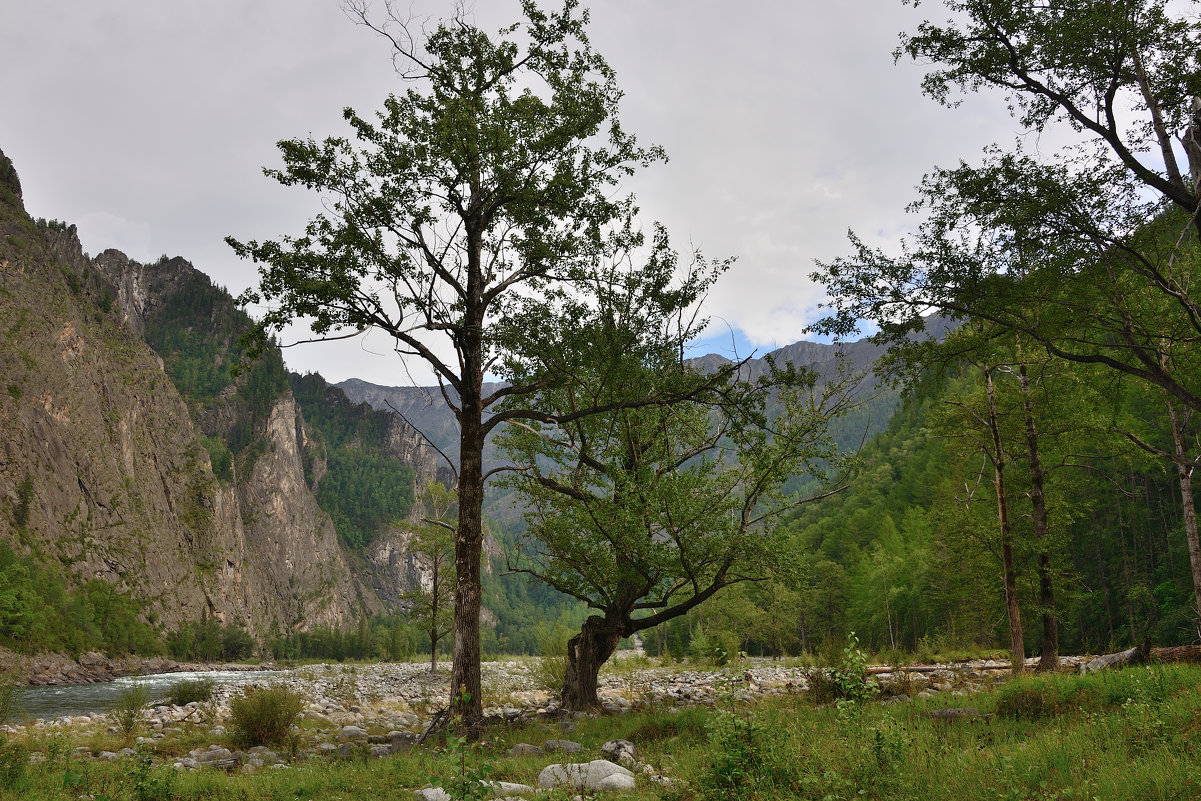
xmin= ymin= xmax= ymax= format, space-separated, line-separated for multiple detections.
xmin=0 ymin=147 xmax=434 ymax=641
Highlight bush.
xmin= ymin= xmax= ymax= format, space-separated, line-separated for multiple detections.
xmin=229 ymin=684 xmax=305 ymax=748
xmin=805 ymin=632 xmax=878 ymax=705
xmin=165 ymin=677 xmax=215 ymax=706
xmin=699 ymin=710 xmax=791 ymax=800
xmin=111 ymin=683 xmax=150 ymax=742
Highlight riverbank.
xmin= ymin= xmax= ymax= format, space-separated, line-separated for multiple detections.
xmin=0 ymin=660 xmax=1195 ymax=800
xmin=0 ymin=648 xmax=269 ymax=687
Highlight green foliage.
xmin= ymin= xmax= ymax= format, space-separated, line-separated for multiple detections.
xmin=128 ymin=750 xmax=175 ymax=801
xmin=110 ymin=683 xmax=150 ymax=742
xmin=166 ymin=616 xmax=255 ymax=662
xmin=0 ymin=150 xmax=21 ymax=204
xmin=10 ymin=474 xmax=33 ymax=529
xmin=316 ymin=448 xmax=415 ymax=550
xmin=228 ymin=684 xmax=304 ymax=748
xmin=165 ymin=677 xmax=216 ymax=707
xmin=0 ymin=546 xmax=160 ymax=656
xmin=699 ymin=709 xmax=791 ymax=800
xmin=199 ymin=435 xmax=233 ymax=483
xmin=141 ymin=265 xmax=290 ymax=484
xmin=230 ymin=0 xmax=695 ymax=725
xmin=400 ymin=483 xmax=457 ymax=666
xmin=435 ymin=728 xmax=495 ymax=801
xmin=266 ymin=617 xmax=393 ymax=662
xmin=0 ymin=739 xmax=27 ymax=793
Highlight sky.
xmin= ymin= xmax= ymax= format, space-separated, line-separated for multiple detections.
xmin=0 ymin=0 xmax=1023 ymax=386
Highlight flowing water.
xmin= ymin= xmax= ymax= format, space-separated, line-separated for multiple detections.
xmin=7 ymin=670 xmax=286 ymax=722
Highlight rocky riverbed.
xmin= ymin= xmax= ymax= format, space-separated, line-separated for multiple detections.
xmin=0 ymin=654 xmax=1093 ymax=792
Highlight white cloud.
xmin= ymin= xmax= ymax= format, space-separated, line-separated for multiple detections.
xmin=1 ymin=0 xmax=1030 ymax=387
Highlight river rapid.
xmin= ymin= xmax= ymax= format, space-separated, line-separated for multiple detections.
xmin=8 ymin=669 xmax=284 ymax=721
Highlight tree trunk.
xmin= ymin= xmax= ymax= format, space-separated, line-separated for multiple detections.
xmin=986 ymin=369 xmax=1025 ymax=674
xmin=561 ymin=615 xmax=625 ymax=712
xmin=451 ymin=368 xmax=485 ymax=734
xmin=1017 ymin=361 xmax=1058 ymax=670
xmin=1167 ymin=400 xmax=1201 ymax=637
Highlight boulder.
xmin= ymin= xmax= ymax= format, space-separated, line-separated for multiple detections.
xmin=600 ymin=739 xmax=636 ymax=766
xmin=542 ymin=738 xmax=582 ymax=753
xmin=538 ymin=759 xmax=635 ymax=792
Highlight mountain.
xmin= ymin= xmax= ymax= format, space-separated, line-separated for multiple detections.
xmin=337 ymin=324 xmax=939 ymax=470
xmin=0 ymin=147 xmax=434 ymax=647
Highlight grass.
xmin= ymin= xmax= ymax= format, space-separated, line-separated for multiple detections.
xmin=1 ymin=664 xmax=1199 ymax=799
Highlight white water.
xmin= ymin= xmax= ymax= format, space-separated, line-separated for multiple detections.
xmin=8 ymin=669 xmax=285 ymax=722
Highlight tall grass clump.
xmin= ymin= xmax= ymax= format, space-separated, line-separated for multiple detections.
xmin=228 ymin=684 xmax=305 ymax=748
xmin=532 ymin=624 xmax=571 ymax=695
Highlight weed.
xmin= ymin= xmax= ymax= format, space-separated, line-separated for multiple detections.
xmin=128 ymin=748 xmax=175 ymax=801
xmin=699 ymin=708 xmax=790 ymax=799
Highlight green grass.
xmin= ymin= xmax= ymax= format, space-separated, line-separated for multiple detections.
xmin=2 ymin=664 xmax=1200 ymax=799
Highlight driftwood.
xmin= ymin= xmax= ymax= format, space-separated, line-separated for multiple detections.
xmin=1082 ymin=639 xmax=1153 ymax=673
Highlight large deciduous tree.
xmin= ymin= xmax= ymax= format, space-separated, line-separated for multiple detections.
xmin=229 ymin=1 xmax=719 ymax=730
xmin=498 ymin=259 xmax=858 ymax=710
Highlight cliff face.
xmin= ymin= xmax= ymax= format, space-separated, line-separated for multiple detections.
xmin=0 ymin=175 xmax=229 ymax=631
xmin=0 ymin=147 xmax=434 ymax=638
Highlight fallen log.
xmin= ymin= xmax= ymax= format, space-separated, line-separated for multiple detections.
xmin=1149 ymin=644 xmax=1201 ymax=664
xmin=865 ymin=663 xmax=1012 ymax=676
xmin=1081 ymin=639 xmax=1152 ymax=673
xmin=865 ymin=664 xmax=967 ymax=676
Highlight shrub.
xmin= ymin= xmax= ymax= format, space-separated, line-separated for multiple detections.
xmin=165 ymin=677 xmax=215 ymax=706
xmin=699 ymin=710 xmax=791 ymax=800
xmin=229 ymin=684 xmax=305 ymax=748
xmin=111 ymin=683 xmax=150 ymax=742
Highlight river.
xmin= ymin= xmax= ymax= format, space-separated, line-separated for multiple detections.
xmin=7 ymin=669 xmax=285 ymax=722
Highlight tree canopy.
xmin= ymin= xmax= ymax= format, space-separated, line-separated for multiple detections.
xmin=229 ymin=0 xmax=730 ymax=729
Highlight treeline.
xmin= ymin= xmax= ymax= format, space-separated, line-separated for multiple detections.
xmin=693 ymin=358 xmax=1199 ymax=661
xmin=0 ymin=545 xmax=159 ymax=656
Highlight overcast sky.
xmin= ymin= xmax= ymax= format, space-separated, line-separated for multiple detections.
xmin=1 ymin=0 xmax=1022 ymax=386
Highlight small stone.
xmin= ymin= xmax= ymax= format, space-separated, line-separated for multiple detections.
xmin=508 ymin=743 xmax=544 ymax=757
